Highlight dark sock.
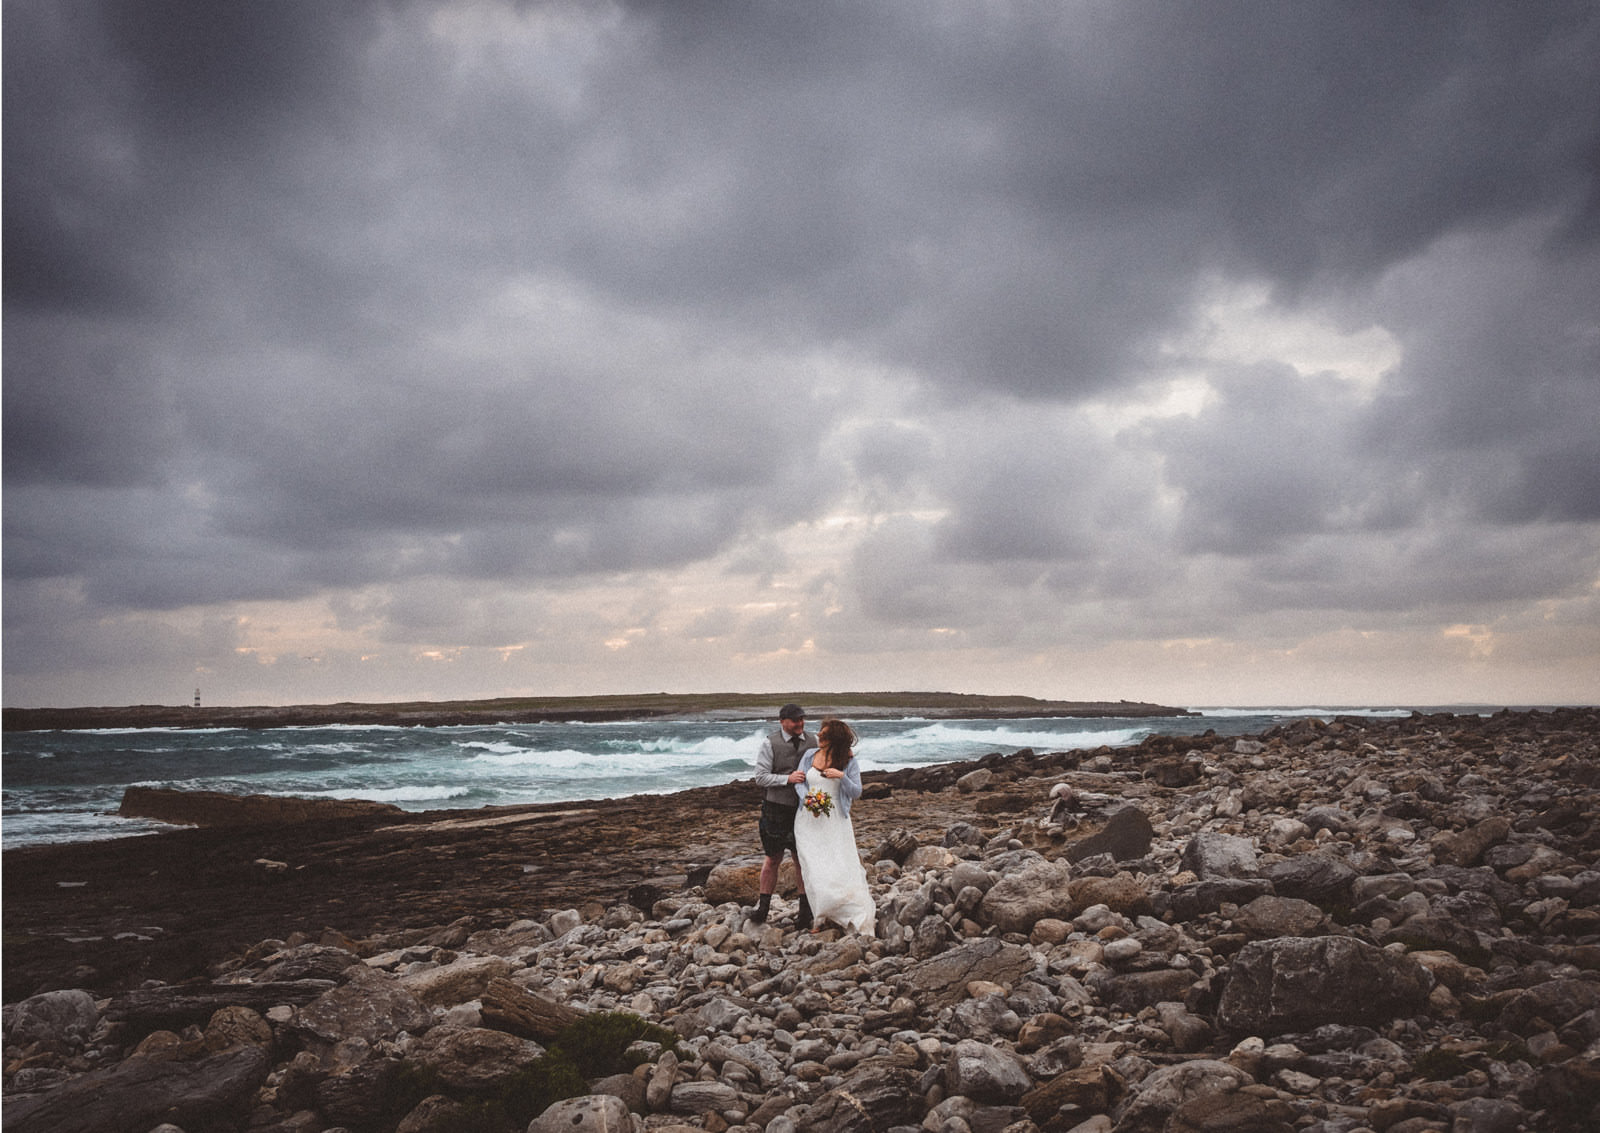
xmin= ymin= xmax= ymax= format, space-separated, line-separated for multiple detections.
xmin=750 ymin=892 xmax=772 ymax=923
xmin=796 ymin=894 xmax=813 ymax=930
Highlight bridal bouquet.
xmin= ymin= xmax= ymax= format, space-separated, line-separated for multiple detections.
xmin=802 ymin=788 xmax=834 ymax=817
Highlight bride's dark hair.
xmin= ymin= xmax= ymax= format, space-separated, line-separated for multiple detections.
xmin=816 ymin=717 xmax=857 ymax=769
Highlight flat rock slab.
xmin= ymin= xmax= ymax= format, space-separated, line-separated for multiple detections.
xmin=5 ymin=1044 xmax=270 ymax=1133
xmin=1217 ymin=935 xmax=1433 ymax=1036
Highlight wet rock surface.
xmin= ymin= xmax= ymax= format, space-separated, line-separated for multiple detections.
xmin=5 ymin=707 xmax=1599 ymax=1131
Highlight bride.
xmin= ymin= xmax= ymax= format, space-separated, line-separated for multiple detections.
xmin=792 ymin=718 xmax=876 ymax=935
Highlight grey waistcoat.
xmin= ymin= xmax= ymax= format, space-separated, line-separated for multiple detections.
xmin=763 ymin=728 xmax=817 ymax=806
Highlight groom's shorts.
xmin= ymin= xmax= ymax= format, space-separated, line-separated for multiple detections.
xmin=759 ymin=800 xmax=799 ymax=857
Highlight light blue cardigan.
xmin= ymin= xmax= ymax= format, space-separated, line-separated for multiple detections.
xmin=795 ymin=750 xmax=863 ymax=818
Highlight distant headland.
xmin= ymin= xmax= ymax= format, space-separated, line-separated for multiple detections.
xmin=1 ymin=691 xmax=1194 ymax=732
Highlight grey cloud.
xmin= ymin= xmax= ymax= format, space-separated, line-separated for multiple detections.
xmin=4 ymin=1 xmax=1598 ymax=704
xmin=1151 ymin=363 xmax=1389 ymax=556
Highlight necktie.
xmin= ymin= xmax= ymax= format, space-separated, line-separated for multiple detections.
xmin=791 ymin=735 xmax=803 ymax=751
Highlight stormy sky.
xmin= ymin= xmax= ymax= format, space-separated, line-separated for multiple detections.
xmin=5 ymin=0 xmax=1598 ymax=709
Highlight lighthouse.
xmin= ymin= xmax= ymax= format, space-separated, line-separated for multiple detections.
xmin=194 ymin=688 xmax=201 ymax=709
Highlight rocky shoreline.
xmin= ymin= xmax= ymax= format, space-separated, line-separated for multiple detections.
xmin=5 ymin=707 xmax=1599 ymax=1132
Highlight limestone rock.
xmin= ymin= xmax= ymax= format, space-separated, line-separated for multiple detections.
xmin=1063 ymin=805 xmax=1155 ymax=863
xmin=669 ymin=1080 xmax=740 ymax=1115
xmin=804 ymin=1065 xmax=923 ymax=1133
xmin=1180 ymin=832 xmax=1259 ymax=880
xmin=1021 ymin=1064 xmax=1118 ymax=1122
xmin=395 ymin=1093 xmax=471 ymax=1133
xmin=871 ymin=828 xmax=918 ymax=864
xmin=399 ymin=954 xmax=514 ymax=1006
xmin=895 ymin=937 xmax=1035 ymax=1009
xmin=1166 ymin=1089 xmax=1295 ymax=1133
xmin=1066 ymin=873 xmax=1150 ymax=917
xmin=1231 ymin=895 xmax=1327 ymax=938
xmin=202 ymin=1005 xmax=273 ymax=1052
xmin=978 ymin=859 xmax=1072 ymax=932
xmin=705 ymin=855 xmax=798 ymax=902
xmin=5 ymin=1044 xmax=270 ymax=1133
xmin=7 ymin=988 xmax=99 ymax=1047
xmin=1217 ymin=936 xmax=1433 ymax=1036
xmin=944 ymin=1038 xmax=1032 ymax=1104
xmin=528 ymin=1093 xmax=633 ymax=1133
xmin=479 ymin=976 xmax=583 ymax=1040
xmin=255 ymin=943 xmax=362 ymax=983
xmin=1112 ymin=1059 xmax=1253 ymax=1133
xmin=292 ymin=965 xmax=431 ymax=1045
xmin=405 ymin=1025 xmax=544 ymax=1090
xmin=646 ymin=1048 xmax=679 ymax=1111
xmin=1434 ymin=816 xmax=1512 ymax=867
xmin=1260 ymin=855 xmax=1357 ymax=905
xmin=957 ymin=768 xmax=995 ymax=793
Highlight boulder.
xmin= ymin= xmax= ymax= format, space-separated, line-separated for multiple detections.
xmin=479 ymin=977 xmax=584 ymax=1040
xmin=1153 ymin=879 xmax=1274 ymax=920
xmin=202 ymin=1005 xmax=273 ymax=1053
xmin=1260 ymin=855 xmax=1357 ymax=905
xmin=1063 ymin=805 xmax=1155 ymax=863
xmin=1166 ymin=1089 xmax=1295 ymax=1133
xmin=1434 ymin=816 xmax=1512 ymax=867
xmin=399 ymin=955 xmax=514 ymax=1006
xmin=1231 ymin=895 xmax=1327 ymax=938
xmin=1180 ymin=832 xmax=1259 ymax=880
xmin=804 ymin=1065 xmax=923 ymax=1133
xmin=528 ymin=1093 xmax=633 ymax=1133
xmin=255 ymin=944 xmax=363 ymax=983
xmin=957 ymin=768 xmax=995 ymax=793
xmin=978 ymin=859 xmax=1072 ymax=932
xmin=1021 ymin=1064 xmax=1118 ymax=1122
xmin=944 ymin=1038 xmax=1032 ymax=1104
xmin=871 ymin=828 xmax=918 ymax=864
xmin=704 ymin=855 xmax=799 ymax=902
xmin=292 ymin=966 xmax=432 ymax=1045
xmin=1112 ymin=1059 xmax=1254 ymax=1133
xmin=1088 ymin=968 xmax=1197 ymax=1013
xmin=895 ymin=937 xmax=1035 ymax=1009
xmin=1496 ymin=978 xmax=1600 ymax=1035
xmin=404 ymin=1025 xmax=545 ymax=1090
xmin=5 ymin=1044 xmax=271 ymax=1133
xmin=1217 ymin=936 xmax=1433 ymax=1036
xmin=669 ymin=1080 xmax=740 ymax=1115
xmin=396 ymin=1093 xmax=472 ymax=1133
xmin=1067 ymin=873 xmax=1151 ymax=917
xmin=7 ymin=988 xmax=99 ymax=1046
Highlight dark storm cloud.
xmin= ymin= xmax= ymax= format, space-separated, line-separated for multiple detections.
xmin=4 ymin=0 xmax=1598 ymax=700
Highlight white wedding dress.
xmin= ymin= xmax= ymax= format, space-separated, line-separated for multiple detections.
xmin=794 ymin=767 xmax=876 ymax=935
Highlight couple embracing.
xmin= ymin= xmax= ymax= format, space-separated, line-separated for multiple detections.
xmin=749 ymin=704 xmax=876 ymax=935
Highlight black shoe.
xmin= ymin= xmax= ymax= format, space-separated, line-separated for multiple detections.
xmin=749 ymin=893 xmax=772 ymax=924
xmin=795 ymin=895 xmax=813 ymax=931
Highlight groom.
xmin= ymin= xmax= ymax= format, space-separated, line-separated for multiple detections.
xmin=750 ymin=703 xmax=815 ymax=929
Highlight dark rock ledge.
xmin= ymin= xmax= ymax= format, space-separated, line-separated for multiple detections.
xmin=4 ymin=707 xmax=1599 ymax=1133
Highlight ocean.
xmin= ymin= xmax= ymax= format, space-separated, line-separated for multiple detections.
xmin=1 ymin=708 xmax=1413 ymax=849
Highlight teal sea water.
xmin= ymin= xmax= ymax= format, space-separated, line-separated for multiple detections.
xmin=1 ymin=708 xmax=1412 ymax=849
